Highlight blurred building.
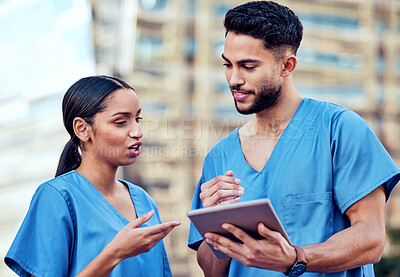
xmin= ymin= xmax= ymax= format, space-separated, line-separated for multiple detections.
xmin=1 ymin=0 xmax=400 ymax=276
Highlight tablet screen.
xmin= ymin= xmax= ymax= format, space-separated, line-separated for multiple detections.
xmin=187 ymin=198 xmax=290 ymax=259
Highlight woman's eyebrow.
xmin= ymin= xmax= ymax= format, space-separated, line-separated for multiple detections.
xmin=110 ymin=112 xmax=132 ymax=117
xmin=111 ymin=108 xmax=141 ymax=118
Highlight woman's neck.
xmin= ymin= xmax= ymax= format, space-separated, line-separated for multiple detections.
xmin=76 ymin=157 xmax=119 ymax=197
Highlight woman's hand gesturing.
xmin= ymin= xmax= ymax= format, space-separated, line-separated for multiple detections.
xmin=111 ymin=210 xmax=180 ymax=260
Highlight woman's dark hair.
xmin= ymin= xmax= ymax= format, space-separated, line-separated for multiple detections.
xmin=55 ymin=75 xmax=134 ymax=177
xmin=224 ymin=1 xmax=303 ymax=58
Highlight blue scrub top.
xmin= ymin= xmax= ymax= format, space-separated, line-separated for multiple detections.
xmin=5 ymin=171 xmax=172 ymax=277
xmin=188 ymin=98 xmax=400 ymax=277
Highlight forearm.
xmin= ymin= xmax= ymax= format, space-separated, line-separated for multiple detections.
xmin=75 ymin=243 xmax=122 ymax=277
xmin=197 ymin=241 xmax=230 ymax=277
xmin=304 ymin=218 xmax=385 ymax=272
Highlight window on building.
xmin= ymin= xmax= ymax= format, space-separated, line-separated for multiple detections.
xmin=139 ymin=0 xmax=167 ymax=11
xmin=136 ymin=36 xmax=164 ymax=65
xmin=298 ymin=13 xmax=360 ymax=36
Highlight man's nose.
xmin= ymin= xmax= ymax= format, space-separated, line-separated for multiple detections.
xmin=228 ymin=69 xmax=245 ymax=88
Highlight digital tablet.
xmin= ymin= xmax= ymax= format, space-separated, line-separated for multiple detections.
xmin=187 ymin=198 xmax=291 ymax=259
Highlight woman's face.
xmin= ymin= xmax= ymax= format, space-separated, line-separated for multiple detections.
xmin=87 ymin=88 xmax=143 ymax=167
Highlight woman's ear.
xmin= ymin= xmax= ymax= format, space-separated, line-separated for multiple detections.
xmin=73 ymin=117 xmax=91 ymax=142
xmin=281 ymin=55 xmax=297 ymax=77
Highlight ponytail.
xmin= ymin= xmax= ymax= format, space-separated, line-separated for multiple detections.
xmin=55 ymin=137 xmax=82 ymax=177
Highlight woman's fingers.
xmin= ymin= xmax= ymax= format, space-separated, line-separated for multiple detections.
xmin=145 ymin=221 xmax=181 ymax=237
xmin=129 ymin=210 xmax=154 ymax=228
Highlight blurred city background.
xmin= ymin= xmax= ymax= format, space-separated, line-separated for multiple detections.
xmin=1 ymin=0 xmax=400 ymax=276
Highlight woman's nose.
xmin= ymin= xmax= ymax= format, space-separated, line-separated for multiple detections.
xmin=129 ymin=123 xmax=143 ymax=139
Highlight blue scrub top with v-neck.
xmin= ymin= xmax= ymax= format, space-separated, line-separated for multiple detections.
xmin=188 ymin=98 xmax=400 ymax=277
xmin=5 ymin=170 xmax=172 ymax=277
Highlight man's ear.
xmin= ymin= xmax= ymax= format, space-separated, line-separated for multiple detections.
xmin=281 ymin=55 xmax=297 ymax=77
xmin=73 ymin=117 xmax=91 ymax=142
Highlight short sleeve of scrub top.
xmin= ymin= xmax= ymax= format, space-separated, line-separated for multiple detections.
xmin=5 ymin=183 xmax=74 ymax=277
xmin=331 ymin=110 xmax=400 ymax=213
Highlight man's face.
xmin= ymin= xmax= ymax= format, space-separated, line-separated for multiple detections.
xmin=222 ymin=32 xmax=282 ymax=114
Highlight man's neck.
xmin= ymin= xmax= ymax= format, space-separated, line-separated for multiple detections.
xmin=241 ymin=89 xmax=303 ymax=138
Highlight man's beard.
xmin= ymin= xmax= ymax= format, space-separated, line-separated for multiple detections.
xmin=233 ymin=81 xmax=282 ymax=115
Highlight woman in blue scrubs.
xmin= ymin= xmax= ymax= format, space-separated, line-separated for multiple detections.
xmin=5 ymin=75 xmax=180 ymax=276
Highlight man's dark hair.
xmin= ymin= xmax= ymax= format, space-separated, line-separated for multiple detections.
xmin=224 ymin=1 xmax=303 ymax=58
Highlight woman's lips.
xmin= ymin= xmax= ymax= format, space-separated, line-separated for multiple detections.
xmin=129 ymin=148 xmax=141 ymax=157
xmin=129 ymin=142 xmax=141 ymax=157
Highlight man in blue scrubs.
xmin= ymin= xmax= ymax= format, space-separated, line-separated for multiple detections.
xmin=188 ymin=1 xmax=400 ymax=276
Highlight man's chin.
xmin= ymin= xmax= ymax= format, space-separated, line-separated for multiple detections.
xmin=234 ymin=101 xmax=255 ymax=115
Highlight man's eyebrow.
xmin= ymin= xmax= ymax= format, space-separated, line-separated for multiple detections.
xmin=221 ymin=53 xmax=230 ymax=62
xmin=237 ymin=58 xmax=260 ymax=64
xmin=221 ymin=54 xmax=260 ymax=64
